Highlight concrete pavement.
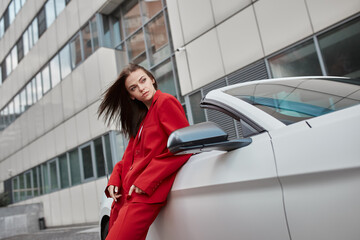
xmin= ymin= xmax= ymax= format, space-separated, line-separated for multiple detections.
xmin=1 ymin=223 xmax=100 ymax=240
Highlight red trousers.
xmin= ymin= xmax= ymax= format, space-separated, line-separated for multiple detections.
xmin=106 ymin=201 xmax=165 ymax=240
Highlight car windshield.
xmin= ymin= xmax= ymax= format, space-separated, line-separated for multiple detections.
xmin=225 ymin=78 xmax=360 ymax=125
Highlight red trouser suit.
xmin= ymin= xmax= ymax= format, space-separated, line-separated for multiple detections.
xmin=105 ymin=91 xmax=191 ymax=240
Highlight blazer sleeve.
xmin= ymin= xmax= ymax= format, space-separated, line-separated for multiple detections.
xmin=133 ymin=96 xmax=192 ymax=196
xmin=104 ymin=137 xmax=134 ymax=198
xmin=105 ymin=160 xmax=123 ymax=198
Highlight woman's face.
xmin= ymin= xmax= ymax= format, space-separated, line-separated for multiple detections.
xmin=125 ymin=69 xmax=157 ymax=109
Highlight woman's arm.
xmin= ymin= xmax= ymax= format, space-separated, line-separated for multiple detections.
xmin=105 ymin=137 xmax=134 ymax=200
xmin=105 ymin=160 xmax=123 ymax=201
xmin=133 ymin=96 xmax=192 ymax=196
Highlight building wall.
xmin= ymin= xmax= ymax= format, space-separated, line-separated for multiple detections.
xmin=167 ymin=0 xmax=360 ymax=95
xmin=0 ymin=0 xmax=126 ymax=227
xmin=12 ymin=177 xmax=107 ymax=226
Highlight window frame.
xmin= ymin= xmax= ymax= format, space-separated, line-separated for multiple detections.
xmin=79 ymin=142 xmax=97 ymax=182
xmin=48 ymin=158 xmax=60 ymax=191
xmin=24 ymin=170 xmax=33 ymax=199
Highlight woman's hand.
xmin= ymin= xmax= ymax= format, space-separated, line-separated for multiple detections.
xmin=128 ymin=185 xmax=145 ymax=197
xmin=108 ymin=185 xmax=122 ymax=202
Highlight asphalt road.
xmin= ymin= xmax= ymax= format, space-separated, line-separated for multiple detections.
xmin=2 ymin=224 xmax=100 ymax=240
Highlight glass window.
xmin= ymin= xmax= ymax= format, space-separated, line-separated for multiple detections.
xmin=69 ymin=149 xmax=81 ymax=185
xmin=41 ymin=163 xmax=50 ymax=193
xmin=318 ymin=18 xmax=360 ymax=78
xmin=31 ymin=77 xmax=37 ymax=102
xmin=4 ymin=10 xmax=9 ymax=30
xmin=0 ymin=110 xmax=5 ymax=130
xmin=32 ymin=167 xmax=39 ymax=196
xmin=269 ymin=40 xmax=322 ymax=78
xmin=127 ymin=30 xmax=147 ymax=66
xmin=49 ymin=160 xmax=59 ymax=190
xmin=20 ymin=88 xmax=26 ymax=112
xmin=104 ymin=134 xmax=113 ymax=174
xmin=25 ymin=171 xmax=32 ymax=198
xmin=11 ymin=46 xmax=18 ymax=70
xmin=145 ymin=14 xmax=169 ymax=66
xmin=1 ymin=62 xmax=6 ymax=82
xmin=15 ymin=0 xmax=21 ymax=14
xmin=17 ymin=37 xmax=24 ymax=62
xmin=189 ymin=91 xmax=206 ymax=124
xmin=28 ymin=25 xmax=33 ymax=49
xmin=102 ymin=15 xmax=112 ymax=48
xmin=123 ymin=1 xmax=142 ymax=36
xmin=8 ymin=100 xmax=15 ymax=122
xmin=59 ymin=154 xmax=70 ymax=188
xmin=55 ymin=0 xmax=65 ymax=16
xmin=140 ymin=0 xmax=162 ymax=22
xmin=38 ymin=165 xmax=43 ymax=195
xmin=42 ymin=65 xmax=51 ymax=94
xmin=50 ymin=55 xmax=61 ymax=87
xmin=14 ymin=94 xmax=21 ymax=116
xmin=59 ymin=44 xmax=71 ymax=79
xmin=113 ymin=19 xmax=122 ymax=47
xmin=35 ymin=72 xmax=43 ymax=100
xmin=70 ymin=33 xmax=82 ymax=69
xmin=9 ymin=1 xmax=15 ymax=24
xmin=45 ymin=0 xmax=56 ymax=28
xmin=81 ymin=145 xmax=94 ymax=179
xmin=94 ymin=138 xmax=106 ymax=178
xmin=26 ymin=83 xmax=33 ymax=106
xmin=19 ymin=174 xmax=25 ymax=200
xmin=2 ymin=107 xmax=9 ymax=127
xmin=153 ymin=60 xmax=176 ymax=96
xmin=0 ymin=18 xmax=4 ymax=39
xmin=115 ymin=132 xmax=127 ymax=164
xmin=32 ymin=18 xmax=39 ymax=43
xmin=38 ymin=7 xmax=47 ymax=37
xmin=12 ymin=177 xmax=19 ymax=202
xmin=90 ymin=16 xmax=99 ymax=51
xmin=21 ymin=0 xmax=27 ymax=7
xmin=23 ymin=29 xmax=30 ymax=55
xmin=6 ymin=54 xmax=12 ymax=76
xmin=82 ymin=23 xmax=92 ymax=59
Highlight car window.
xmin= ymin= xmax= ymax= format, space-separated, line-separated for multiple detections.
xmin=225 ymin=78 xmax=360 ymax=125
xmin=206 ymin=108 xmax=260 ymax=140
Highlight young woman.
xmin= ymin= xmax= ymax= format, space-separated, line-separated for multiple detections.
xmin=98 ymin=63 xmax=191 ymax=240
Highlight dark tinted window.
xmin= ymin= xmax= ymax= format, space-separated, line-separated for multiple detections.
xmin=37 ymin=8 xmax=47 ymax=37
xmin=4 ymin=9 xmax=9 ymax=30
xmin=17 ymin=38 xmax=24 ymax=61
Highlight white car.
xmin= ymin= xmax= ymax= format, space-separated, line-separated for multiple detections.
xmin=99 ymin=76 xmax=360 ymax=240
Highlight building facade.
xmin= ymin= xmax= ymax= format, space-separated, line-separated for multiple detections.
xmin=0 ymin=0 xmax=359 ymax=227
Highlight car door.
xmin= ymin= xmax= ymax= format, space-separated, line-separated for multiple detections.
xmin=147 ymin=123 xmax=290 ymax=240
xmin=270 ymin=106 xmax=360 ymax=240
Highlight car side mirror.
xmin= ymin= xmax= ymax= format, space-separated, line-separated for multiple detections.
xmin=167 ymin=122 xmax=252 ymax=155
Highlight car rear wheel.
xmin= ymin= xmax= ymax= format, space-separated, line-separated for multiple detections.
xmin=101 ymin=218 xmax=109 ymax=240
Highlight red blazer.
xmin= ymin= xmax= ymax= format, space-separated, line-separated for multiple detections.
xmin=105 ymin=90 xmax=192 ymax=203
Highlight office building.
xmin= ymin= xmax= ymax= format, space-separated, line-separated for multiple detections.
xmin=0 ymin=0 xmax=359 ymax=227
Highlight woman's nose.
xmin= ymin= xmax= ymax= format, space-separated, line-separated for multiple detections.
xmin=139 ymin=84 xmax=145 ymax=92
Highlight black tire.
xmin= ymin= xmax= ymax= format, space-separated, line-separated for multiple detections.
xmin=101 ymin=219 xmax=109 ymax=240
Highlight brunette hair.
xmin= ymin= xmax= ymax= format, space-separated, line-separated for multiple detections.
xmin=98 ymin=63 xmax=158 ymax=138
